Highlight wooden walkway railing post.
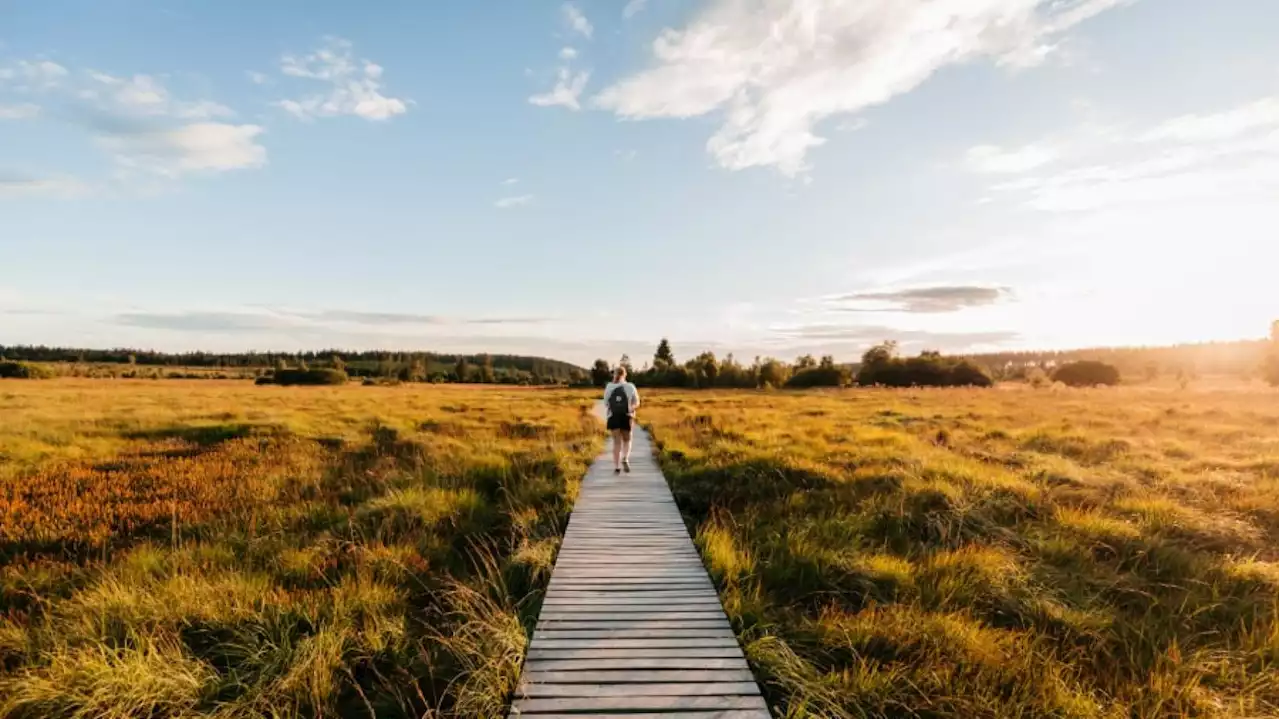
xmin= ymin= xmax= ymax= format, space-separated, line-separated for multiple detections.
xmin=509 ymin=429 xmax=769 ymax=717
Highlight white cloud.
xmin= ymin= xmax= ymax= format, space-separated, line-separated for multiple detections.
xmin=974 ymin=97 xmax=1278 ymax=212
xmin=247 ymin=71 xmax=269 ymax=85
xmin=276 ymin=37 xmax=408 ymax=121
xmin=559 ymin=46 xmax=579 ymax=61
xmin=88 ymin=71 xmax=234 ymax=119
xmin=595 ymin=0 xmax=1129 ymax=176
xmin=0 ymin=60 xmax=68 ymax=89
xmin=1 ymin=62 xmax=262 ymax=183
xmin=502 ymin=177 xmax=519 ymax=185
xmin=614 ymin=148 xmax=637 ymax=161
xmin=97 ymin=122 xmax=267 ymax=177
xmin=0 ymin=103 xmax=40 ymax=119
xmin=495 ymin=194 xmax=535 ymax=209
xmin=529 ymin=67 xmax=590 ymax=111
xmin=1139 ymin=98 xmax=1279 ymax=143
xmin=58 ymin=71 xmax=263 ymax=178
xmin=623 ymin=0 xmax=648 ymax=19
xmin=965 ymin=143 xmax=1058 ymax=173
xmin=563 ymin=3 xmax=593 ymax=39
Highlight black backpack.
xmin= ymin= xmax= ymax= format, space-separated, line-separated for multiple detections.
xmin=608 ymin=385 xmax=630 ymax=416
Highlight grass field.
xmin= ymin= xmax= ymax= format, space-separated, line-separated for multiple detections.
xmin=0 ymin=380 xmax=1275 ymax=718
xmin=642 ymin=385 xmax=1278 ymax=718
xmin=0 ymin=380 xmax=600 ymax=717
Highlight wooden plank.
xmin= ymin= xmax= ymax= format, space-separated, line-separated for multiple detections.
xmin=520 ymin=681 xmax=761 ymax=697
xmin=512 ymin=706 xmax=768 ymax=711
xmin=537 ymin=593 xmax=727 ymax=603
xmin=542 ymin=594 xmax=716 ymax=603
xmin=525 ymin=647 xmax=745 ymax=660
xmin=537 ymin=611 xmax=727 ymax=622
xmin=533 ymin=628 xmax=735 ymax=639
xmin=531 ymin=637 xmax=741 ymax=649
xmin=522 ymin=669 xmax=755 ymax=683
xmin=524 ymin=657 xmax=749 ymax=671
xmin=537 ymin=616 xmax=737 ymax=626
xmin=512 ymin=695 xmax=769 ymax=712
xmin=548 ymin=578 xmax=713 ymax=587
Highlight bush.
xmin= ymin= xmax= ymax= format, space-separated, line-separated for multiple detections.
xmin=1052 ymin=360 xmax=1121 ymax=387
xmin=260 ymin=367 xmax=349 ymax=386
xmin=786 ymin=366 xmax=849 ymax=388
xmin=1266 ymin=357 xmax=1279 ymax=388
xmin=0 ymin=360 xmax=53 ymax=379
xmin=947 ymin=360 xmax=994 ymax=388
xmin=855 ymin=347 xmax=993 ymax=388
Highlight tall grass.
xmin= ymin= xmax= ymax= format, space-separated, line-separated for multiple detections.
xmin=645 ymin=385 xmax=1279 ymax=718
xmin=0 ymin=381 xmax=601 ymax=717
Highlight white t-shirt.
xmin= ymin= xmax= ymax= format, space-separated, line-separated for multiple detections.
xmin=602 ymin=381 xmax=640 ymax=417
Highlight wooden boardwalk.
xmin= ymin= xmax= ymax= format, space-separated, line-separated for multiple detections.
xmin=509 ymin=429 xmax=769 ymax=717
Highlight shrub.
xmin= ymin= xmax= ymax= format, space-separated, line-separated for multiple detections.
xmin=1052 ymin=360 xmax=1120 ymax=387
xmin=0 ymin=360 xmax=53 ymax=379
xmin=261 ymin=368 xmax=349 ymax=386
xmin=786 ymin=366 xmax=848 ymax=388
xmin=948 ymin=360 xmax=993 ymax=387
xmin=1259 ymin=350 xmax=1280 ymax=386
xmin=855 ymin=347 xmax=993 ymax=388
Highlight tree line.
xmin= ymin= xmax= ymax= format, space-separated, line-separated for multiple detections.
xmin=589 ymin=339 xmax=996 ymax=389
xmin=0 ymin=346 xmax=586 ymax=386
xmin=960 ymin=336 xmax=1273 ymax=383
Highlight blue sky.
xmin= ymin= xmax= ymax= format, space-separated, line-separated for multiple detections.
xmin=1 ymin=0 xmax=1276 ymax=366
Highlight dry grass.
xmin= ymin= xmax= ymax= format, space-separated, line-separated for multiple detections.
xmin=2 ymin=379 xmax=1275 ymax=718
xmin=643 ymin=384 xmax=1278 ymax=719
xmin=0 ymin=380 xmax=601 ymax=718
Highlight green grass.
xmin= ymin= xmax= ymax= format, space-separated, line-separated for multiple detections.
xmin=0 ymin=380 xmax=601 ymax=717
xmin=644 ymin=385 xmax=1278 ymax=718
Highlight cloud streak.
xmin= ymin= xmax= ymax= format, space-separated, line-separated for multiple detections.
xmin=971 ymin=97 xmax=1279 ymax=212
xmin=965 ymin=144 xmax=1057 ymax=174
xmin=595 ymin=0 xmax=1128 ymax=176
xmin=494 ymin=194 xmax=535 ymax=209
xmin=832 ymin=286 xmax=1011 ymax=313
xmin=115 ymin=311 xmax=295 ymax=332
xmin=0 ymin=171 xmax=88 ymax=197
xmin=772 ymin=323 xmax=1020 ymax=348
xmin=0 ymin=103 xmax=40 ymax=120
xmin=110 ymin=308 xmax=556 ymax=333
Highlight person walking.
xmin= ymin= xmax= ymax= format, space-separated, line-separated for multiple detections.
xmin=603 ymin=367 xmax=640 ymax=474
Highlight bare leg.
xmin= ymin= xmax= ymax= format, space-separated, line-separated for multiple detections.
xmin=621 ymin=430 xmax=633 ymax=464
xmin=611 ymin=430 xmax=623 ymax=470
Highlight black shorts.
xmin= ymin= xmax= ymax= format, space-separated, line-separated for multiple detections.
xmin=606 ymin=413 xmax=633 ymax=433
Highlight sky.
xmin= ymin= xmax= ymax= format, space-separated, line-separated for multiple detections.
xmin=1 ymin=0 xmax=1276 ymax=367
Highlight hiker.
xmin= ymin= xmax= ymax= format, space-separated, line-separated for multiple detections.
xmin=603 ymin=367 xmax=640 ymax=474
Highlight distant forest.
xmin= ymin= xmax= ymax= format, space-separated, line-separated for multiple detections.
xmin=2 ymin=326 xmax=1274 ymax=387
xmin=0 ymin=346 xmax=586 ymax=385
xmin=961 ymin=337 xmax=1273 ymax=381
xmin=590 ymin=330 xmax=1277 ymax=389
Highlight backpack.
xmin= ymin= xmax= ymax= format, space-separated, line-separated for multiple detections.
xmin=608 ymin=384 xmax=630 ymax=417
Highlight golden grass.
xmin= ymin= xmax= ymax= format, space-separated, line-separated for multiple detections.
xmin=0 ymin=379 xmax=601 ymax=718
xmin=2 ymin=378 xmax=1275 ymax=717
xmin=643 ymin=384 xmax=1278 ymax=718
